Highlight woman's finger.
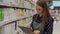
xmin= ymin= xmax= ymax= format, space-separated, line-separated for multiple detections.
xmin=33 ymin=30 xmax=40 ymax=34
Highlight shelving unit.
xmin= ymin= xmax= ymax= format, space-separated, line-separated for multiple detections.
xmin=25 ymin=0 xmax=35 ymax=5
xmin=0 ymin=15 xmax=33 ymax=26
xmin=0 ymin=3 xmax=34 ymax=10
xmin=0 ymin=0 xmax=35 ymax=34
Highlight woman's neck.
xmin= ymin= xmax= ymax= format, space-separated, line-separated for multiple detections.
xmin=37 ymin=14 xmax=43 ymax=17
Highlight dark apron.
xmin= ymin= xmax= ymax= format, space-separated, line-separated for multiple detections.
xmin=32 ymin=15 xmax=45 ymax=33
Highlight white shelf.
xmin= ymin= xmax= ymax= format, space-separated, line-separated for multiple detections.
xmin=20 ymin=15 xmax=33 ymax=19
xmin=0 ymin=18 xmax=17 ymax=26
xmin=0 ymin=3 xmax=34 ymax=10
xmin=0 ymin=15 xmax=33 ymax=26
xmin=25 ymin=0 xmax=35 ymax=5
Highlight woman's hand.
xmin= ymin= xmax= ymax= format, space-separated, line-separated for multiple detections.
xmin=32 ymin=30 xmax=40 ymax=34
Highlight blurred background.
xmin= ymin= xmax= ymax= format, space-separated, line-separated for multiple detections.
xmin=0 ymin=0 xmax=60 ymax=34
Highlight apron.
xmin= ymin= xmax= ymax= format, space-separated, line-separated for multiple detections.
xmin=32 ymin=15 xmax=45 ymax=33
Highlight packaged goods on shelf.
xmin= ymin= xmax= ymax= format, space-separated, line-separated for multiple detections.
xmin=28 ymin=10 xmax=30 ymax=16
xmin=26 ymin=1 xmax=31 ymax=8
xmin=30 ymin=17 xmax=32 ymax=22
xmin=9 ymin=8 xmax=17 ymax=20
xmin=20 ymin=20 xmax=24 ymax=26
xmin=18 ymin=20 xmax=23 ymax=26
xmin=23 ymin=9 xmax=26 ymax=16
xmin=28 ymin=2 xmax=31 ymax=8
xmin=16 ymin=9 xmax=25 ymax=19
xmin=23 ymin=0 xmax=25 ymax=7
xmin=10 ymin=23 xmax=15 ymax=34
xmin=24 ymin=0 xmax=32 ymax=8
xmin=26 ymin=10 xmax=29 ymax=16
xmin=26 ymin=17 xmax=32 ymax=26
xmin=17 ymin=20 xmax=22 ymax=26
xmin=0 ymin=26 xmax=4 ymax=34
xmin=3 ymin=0 xmax=11 ymax=6
xmin=22 ymin=9 xmax=26 ymax=17
xmin=16 ymin=9 xmax=28 ymax=19
xmin=26 ymin=10 xmax=35 ymax=16
xmin=10 ymin=0 xmax=16 ymax=6
xmin=4 ymin=24 xmax=11 ymax=34
xmin=23 ymin=19 xmax=26 ymax=26
xmin=26 ymin=18 xmax=29 ymax=24
xmin=28 ymin=18 xmax=31 ymax=23
xmin=21 ymin=9 xmax=25 ymax=17
xmin=31 ymin=10 xmax=35 ymax=15
xmin=20 ymin=0 xmax=24 ymax=6
xmin=28 ymin=18 xmax=30 ymax=24
xmin=29 ymin=10 xmax=33 ymax=15
xmin=4 ymin=8 xmax=10 ymax=21
xmin=15 ymin=0 xmax=21 ymax=7
xmin=31 ymin=4 xmax=34 ymax=8
xmin=20 ymin=9 xmax=25 ymax=17
xmin=0 ymin=8 xmax=4 ymax=21
xmin=24 ymin=0 xmax=26 ymax=7
xmin=0 ymin=23 xmax=15 ymax=34
xmin=21 ymin=19 xmax=24 ymax=26
xmin=31 ymin=10 xmax=33 ymax=15
xmin=24 ymin=1 xmax=31 ymax=8
xmin=18 ymin=19 xmax=27 ymax=26
xmin=26 ymin=10 xmax=31 ymax=16
xmin=0 ymin=0 xmax=16 ymax=6
xmin=16 ymin=9 xmax=21 ymax=19
xmin=4 ymin=8 xmax=17 ymax=21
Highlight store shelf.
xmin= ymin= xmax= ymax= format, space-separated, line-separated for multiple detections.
xmin=25 ymin=0 xmax=35 ymax=5
xmin=14 ymin=28 xmax=21 ymax=34
xmin=0 ymin=18 xmax=17 ymax=26
xmin=0 ymin=15 xmax=33 ymax=26
xmin=20 ymin=15 xmax=33 ymax=20
xmin=0 ymin=4 xmax=34 ymax=10
xmin=0 ymin=0 xmax=35 ymax=34
xmin=0 ymin=5 xmax=34 ymax=10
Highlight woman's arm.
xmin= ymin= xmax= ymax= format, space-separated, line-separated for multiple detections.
xmin=30 ymin=16 xmax=34 ymax=30
xmin=30 ymin=14 xmax=37 ymax=31
xmin=44 ymin=17 xmax=54 ymax=34
xmin=30 ymin=14 xmax=38 ymax=31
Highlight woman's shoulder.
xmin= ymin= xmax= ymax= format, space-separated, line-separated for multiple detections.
xmin=48 ymin=17 xmax=54 ymax=23
xmin=33 ymin=14 xmax=38 ymax=18
xmin=33 ymin=14 xmax=38 ymax=16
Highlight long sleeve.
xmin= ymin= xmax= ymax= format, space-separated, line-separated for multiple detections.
xmin=30 ymin=14 xmax=37 ymax=30
xmin=43 ymin=17 xmax=54 ymax=34
xmin=30 ymin=14 xmax=44 ymax=32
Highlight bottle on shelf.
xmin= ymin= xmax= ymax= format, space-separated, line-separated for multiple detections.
xmin=4 ymin=8 xmax=11 ymax=21
xmin=16 ymin=9 xmax=21 ymax=19
xmin=0 ymin=8 xmax=4 ymax=21
xmin=1 ymin=24 xmax=14 ymax=34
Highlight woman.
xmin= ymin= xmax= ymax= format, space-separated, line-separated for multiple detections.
xmin=30 ymin=0 xmax=54 ymax=34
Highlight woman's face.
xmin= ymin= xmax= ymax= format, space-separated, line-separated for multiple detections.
xmin=36 ymin=5 xmax=43 ymax=15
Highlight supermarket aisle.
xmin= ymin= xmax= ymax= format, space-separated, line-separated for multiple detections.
xmin=0 ymin=0 xmax=36 ymax=34
xmin=53 ymin=21 xmax=60 ymax=34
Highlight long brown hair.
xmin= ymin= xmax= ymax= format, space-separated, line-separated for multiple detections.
xmin=36 ymin=0 xmax=51 ymax=25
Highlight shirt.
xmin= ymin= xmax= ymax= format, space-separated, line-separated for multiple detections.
xmin=30 ymin=14 xmax=54 ymax=34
